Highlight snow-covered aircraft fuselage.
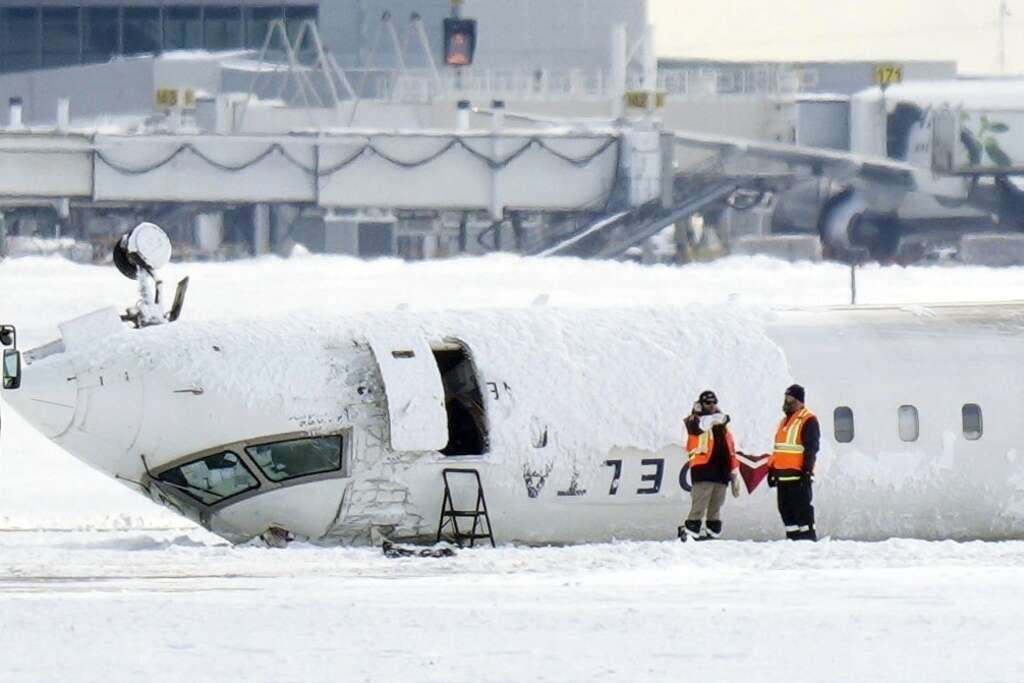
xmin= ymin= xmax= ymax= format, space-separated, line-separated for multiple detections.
xmin=3 ymin=278 xmax=1023 ymax=544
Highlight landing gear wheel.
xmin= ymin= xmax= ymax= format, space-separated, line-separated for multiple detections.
xmin=849 ymin=214 xmax=901 ymax=263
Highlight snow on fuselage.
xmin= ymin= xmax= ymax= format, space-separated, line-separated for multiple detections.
xmin=3 ymin=301 xmax=1024 ymax=543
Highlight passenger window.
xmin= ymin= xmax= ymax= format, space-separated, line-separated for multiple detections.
xmin=898 ymin=405 xmax=919 ymax=442
xmin=962 ymin=404 xmax=983 ymax=440
xmin=834 ymin=406 xmax=854 ymax=443
xmin=158 ymin=451 xmax=258 ymax=505
xmin=246 ymin=436 xmax=344 ymax=482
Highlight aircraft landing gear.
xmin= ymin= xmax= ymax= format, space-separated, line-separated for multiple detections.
xmin=849 ymin=213 xmax=902 ymax=262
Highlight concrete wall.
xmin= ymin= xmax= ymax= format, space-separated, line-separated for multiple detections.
xmin=796 ymin=98 xmax=850 ymax=150
xmin=154 ymin=54 xmax=236 ymax=98
xmin=663 ymin=96 xmax=795 ymax=142
xmin=0 ymin=58 xmax=155 ymax=125
xmin=234 ymin=101 xmax=431 ymax=132
xmin=0 ymin=134 xmax=92 ymax=196
xmin=959 ymin=234 xmax=1024 ymax=267
xmin=464 ymin=0 xmax=647 ymax=73
xmin=0 ymin=54 xmax=233 ymax=126
xmin=319 ymin=0 xmax=449 ymax=69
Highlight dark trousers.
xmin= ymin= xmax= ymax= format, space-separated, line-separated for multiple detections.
xmin=776 ymin=478 xmax=815 ymax=540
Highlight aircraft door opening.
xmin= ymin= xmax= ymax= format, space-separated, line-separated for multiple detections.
xmin=432 ymin=343 xmax=488 ymax=455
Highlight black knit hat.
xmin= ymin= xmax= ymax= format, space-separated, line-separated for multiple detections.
xmin=699 ymin=390 xmax=718 ymax=403
xmin=785 ymin=384 xmax=805 ymax=403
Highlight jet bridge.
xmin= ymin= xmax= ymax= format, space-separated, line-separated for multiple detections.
xmin=0 ymin=127 xmax=664 ymax=218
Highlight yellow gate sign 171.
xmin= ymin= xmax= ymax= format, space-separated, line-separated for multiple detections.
xmin=874 ymin=64 xmax=904 ymax=87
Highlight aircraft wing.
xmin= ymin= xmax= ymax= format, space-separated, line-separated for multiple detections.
xmin=672 ymin=131 xmax=920 ymax=189
xmin=472 ymin=105 xmax=922 ymax=191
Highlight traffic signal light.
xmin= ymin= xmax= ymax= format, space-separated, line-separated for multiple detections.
xmin=444 ymin=18 xmax=477 ymax=66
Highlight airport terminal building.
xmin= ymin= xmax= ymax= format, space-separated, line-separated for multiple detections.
xmin=0 ymin=1 xmax=318 ymax=72
xmin=0 ymin=0 xmax=646 ymax=74
xmin=1 ymin=1 xmax=1000 ymax=266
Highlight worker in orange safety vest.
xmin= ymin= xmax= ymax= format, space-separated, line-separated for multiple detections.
xmin=679 ymin=390 xmax=742 ymax=541
xmin=768 ymin=384 xmax=820 ymax=541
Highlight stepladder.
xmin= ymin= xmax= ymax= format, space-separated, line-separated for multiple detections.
xmin=437 ymin=468 xmax=495 ymax=548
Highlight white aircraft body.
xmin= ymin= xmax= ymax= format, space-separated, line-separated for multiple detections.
xmin=3 ymin=281 xmax=1023 ymax=544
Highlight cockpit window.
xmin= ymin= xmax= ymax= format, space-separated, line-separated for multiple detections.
xmin=158 ymin=451 xmax=259 ymax=505
xmin=246 ymin=436 xmax=344 ymax=482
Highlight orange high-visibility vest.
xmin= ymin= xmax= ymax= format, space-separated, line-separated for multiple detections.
xmin=771 ymin=407 xmax=815 ymax=472
xmin=686 ymin=422 xmax=737 ymax=469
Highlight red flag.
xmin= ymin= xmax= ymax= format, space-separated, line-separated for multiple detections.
xmin=736 ymin=452 xmax=771 ymax=494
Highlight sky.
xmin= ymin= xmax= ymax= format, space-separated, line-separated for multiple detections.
xmin=650 ymin=0 xmax=1023 ymax=75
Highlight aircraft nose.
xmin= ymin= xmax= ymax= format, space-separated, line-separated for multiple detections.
xmin=2 ymin=353 xmax=77 ymax=439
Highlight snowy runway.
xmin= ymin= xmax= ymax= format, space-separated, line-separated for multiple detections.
xmin=3 ymin=530 xmax=1024 ymax=683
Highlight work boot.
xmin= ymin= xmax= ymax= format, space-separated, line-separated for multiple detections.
xmin=785 ymin=529 xmax=801 ymax=540
xmin=704 ymin=520 xmax=723 ymax=539
xmin=797 ymin=527 xmax=818 ymax=542
xmin=678 ymin=520 xmax=702 ymax=542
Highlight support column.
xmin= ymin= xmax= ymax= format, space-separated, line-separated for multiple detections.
xmin=610 ymin=24 xmax=627 ymax=119
xmin=253 ymin=204 xmax=271 ymax=255
xmin=643 ymin=24 xmax=657 ymax=118
xmin=456 ymin=99 xmax=471 ymax=130
xmin=8 ymin=98 xmax=24 ymax=129
xmin=56 ymin=98 xmax=70 ymax=131
xmin=195 ymin=212 xmax=224 ymax=254
xmin=489 ymin=100 xmax=505 ymax=222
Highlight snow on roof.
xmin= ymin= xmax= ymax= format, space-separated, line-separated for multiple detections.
xmin=159 ymin=49 xmax=255 ymax=62
xmin=854 ymin=77 xmax=1024 ymax=108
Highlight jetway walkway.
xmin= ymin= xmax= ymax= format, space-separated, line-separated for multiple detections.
xmin=0 ymin=129 xmax=637 ymax=216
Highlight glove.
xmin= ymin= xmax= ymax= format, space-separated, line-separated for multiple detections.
xmin=730 ymin=470 xmax=741 ymax=498
xmin=699 ymin=413 xmax=729 ymax=430
xmin=767 ymin=472 xmax=777 ymax=488
xmin=802 ymin=471 xmax=814 ymax=484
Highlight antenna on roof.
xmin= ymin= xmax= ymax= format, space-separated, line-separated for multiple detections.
xmin=113 ymin=222 xmax=189 ymax=328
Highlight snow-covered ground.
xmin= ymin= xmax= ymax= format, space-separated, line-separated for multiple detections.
xmin=3 ymin=529 xmax=1024 ymax=683
xmin=4 ymin=253 xmax=1024 ymax=681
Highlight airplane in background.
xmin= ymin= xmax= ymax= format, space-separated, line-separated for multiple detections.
xmin=677 ymin=79 xmax=1024 ymax=261
xmin=498 ymin=78 xmax=1024 ymax=261
xmin=2 ymin=223 xmax=1023 ymax=546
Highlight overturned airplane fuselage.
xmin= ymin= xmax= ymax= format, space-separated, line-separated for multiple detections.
xmin=3 ymin=300 xmax=1024 ymax=544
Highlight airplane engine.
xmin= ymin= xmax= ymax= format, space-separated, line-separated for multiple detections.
xmin=819 ymin=191 xmax=901 ymax=261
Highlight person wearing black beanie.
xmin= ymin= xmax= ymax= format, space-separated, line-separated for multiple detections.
xmin=768 ymin=384 xmax=820 ymax=541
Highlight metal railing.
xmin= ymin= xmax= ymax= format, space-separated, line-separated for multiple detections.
xmin=356 ymin=64 xmax=816 ymax=103
xmin=237 ymin=19 xmax=815 ymax=107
